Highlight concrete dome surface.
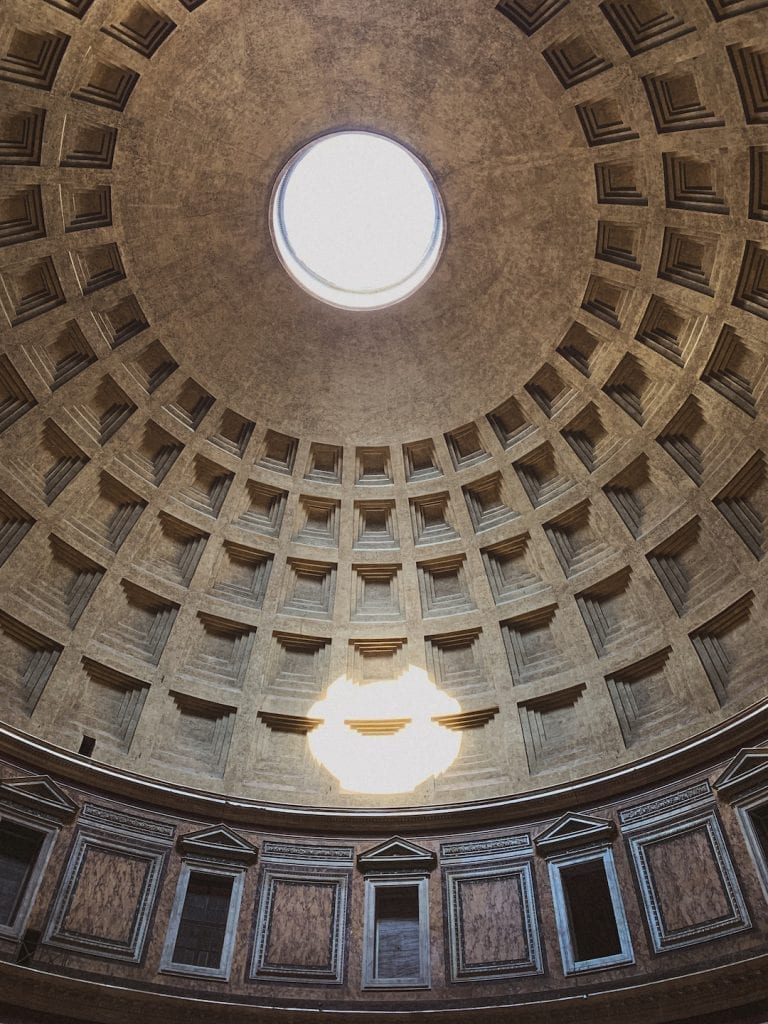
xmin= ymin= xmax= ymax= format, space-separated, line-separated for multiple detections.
xmin=0 ymin=1 xmax=768 ymax=1021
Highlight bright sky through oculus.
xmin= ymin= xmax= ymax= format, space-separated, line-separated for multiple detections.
xmin=271 ymin=132 xmax=445 ymax=310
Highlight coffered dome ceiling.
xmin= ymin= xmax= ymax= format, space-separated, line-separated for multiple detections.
xmin=116 ymin=1 xmax=595 ymax=438
xmin=0 ymin=0 xmax=766 ymax=809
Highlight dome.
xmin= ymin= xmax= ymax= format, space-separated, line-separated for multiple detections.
xmin=1 ymin=0 xmax=768 ymax=1021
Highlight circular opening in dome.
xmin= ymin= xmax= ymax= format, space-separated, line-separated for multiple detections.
xmin=270 ymin=131 xmax=445 ymax=311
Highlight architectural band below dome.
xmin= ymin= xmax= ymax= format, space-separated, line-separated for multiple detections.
xmin=1 ymin=721 xmax=768 ymax=1023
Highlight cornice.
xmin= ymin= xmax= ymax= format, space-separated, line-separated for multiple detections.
xmin=1 ymin=697 xmax=767 ymax=835
xmin=1 ymin=953 xmax=768 ymax=1024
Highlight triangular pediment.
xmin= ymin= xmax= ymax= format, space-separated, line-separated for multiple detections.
xmin=358 ymin=836 xmax=436 ymax=873
xmin=715 ymin=747 xmax=768 ymax=799
xmin=0 ymin=775 xmax=78 ymax=821
xmin=534 ymin=813 xmax=615 ymax=854
xmin=179 ymin=824 xmax=258 ymax=862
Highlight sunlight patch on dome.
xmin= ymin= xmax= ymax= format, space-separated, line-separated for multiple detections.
xmin=307 ymin=666 xmax=461 ymax=793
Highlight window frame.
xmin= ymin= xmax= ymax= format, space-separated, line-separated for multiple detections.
xmin=159 ymin=859 xmax=245 ymax=980
xmin=735 ymin=786 xmax=768 ymax=906
xmin=547 ymin=847 xmax=634 ymax=975
xmin=362 ymin=873 xmax=430 ymax=990
xmin=0 ymin=808 xmax=58 ymax=941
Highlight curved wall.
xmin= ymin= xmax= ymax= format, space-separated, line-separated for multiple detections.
xmin=2 ymin=722 xmax=768 ymax=1023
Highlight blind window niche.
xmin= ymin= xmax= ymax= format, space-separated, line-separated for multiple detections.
xmin=160 ymin=864 xmax=244 ymax=979
xmin=549 ymin=849 xmax=633 ymax=974
xmin=363 ymin=877 xmax=430 ymax=988
xmin=375 ymin=885 xmax=420 ymax=979
xmin=748 ymin=803 xmax=768 ymax=862
xmin=173 ymin=872 xmax=233 ymax=968
xmin=0 ymin=817 xmax=54 ymax=939
xmin=738 ymin=798 xmax=768 ymax=904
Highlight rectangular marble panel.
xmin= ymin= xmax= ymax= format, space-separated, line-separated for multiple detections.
xmin=251 ymin=867 xmax=349 ymax=983
xmin=626 ymin=810 xmax=751 ymax=952
xmin=43 ymin=826 xmax=169 ymax=961
xmin=444 ymin=860 xmax=542 ymax=981
xmin=60 ymin=846 xmax=149 ymax=944
xmin=268 ymin=880 xmax=335 ymax=968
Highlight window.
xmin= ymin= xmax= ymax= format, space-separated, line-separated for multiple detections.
xmin=748 ymin=803 xmax=768 ymax=861
xmin=715 ymin=750 xmax=768 ymax=907
xmin=738 ymin=798 xmax=768 ymax=904
xmin=561 ymin=859 xmax=621 ymax=962
xmin=160 ymin=864 xmax=244 ymax=979
xmin=358 ymin=836 xmax=435 ymax=989
xmin=548 ymin=849 xmax=634 ymax=974
xmin=374 ymin=885 xmax=420 ymax=979
xmin=363 ymin=877 xmax=430 ymax=988
xmin=0 ymin=816 xmax=54 ymax=939
xmin=172 ymin=872 xmax=233 ymax=968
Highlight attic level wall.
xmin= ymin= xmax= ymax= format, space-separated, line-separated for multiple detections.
xmin=1 ymin=737 xmax=768 ymax=1023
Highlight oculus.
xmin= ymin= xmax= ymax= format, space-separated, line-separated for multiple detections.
xmin=271 ymin=131 xmax=445 ymax=310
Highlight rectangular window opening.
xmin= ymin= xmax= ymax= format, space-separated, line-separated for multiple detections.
xmin=172 ymin=871 xmax=233 ymax=970
xmin=749 ymin=804 xmax=768 ymax=862
xmin=363 ymin=876 xmax=429 ymax=989
xmin=549 ymin=849 xmax=633 ymax=974
xmin=0 ymin=822 xmax=46 ymax=929
xmin=374 ymin=885 xmax=421 ymax=981
xmin=561 ymin=859 xmax=622 ymax=963
xmin=78 ymin=734 xmax=96 ymax=757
